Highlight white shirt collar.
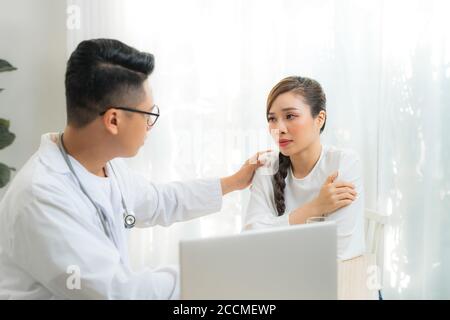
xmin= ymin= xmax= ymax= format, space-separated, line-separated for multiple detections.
xmin=37 ymin=132 xmax=72 ymax=175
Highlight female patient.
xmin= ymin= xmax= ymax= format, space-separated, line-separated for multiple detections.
xmin=244 ymin=76 xmax=365 ymax=260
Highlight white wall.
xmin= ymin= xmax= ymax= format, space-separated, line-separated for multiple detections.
xmin=0 ymin=0 xmax=67 ymax=199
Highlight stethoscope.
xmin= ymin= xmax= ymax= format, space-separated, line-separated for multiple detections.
xmin=56 ymin=133 xmax=135 ymax=248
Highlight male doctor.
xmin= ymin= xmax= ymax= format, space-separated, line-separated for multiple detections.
xmin=0 ymin=39 xmax=265 ymax=299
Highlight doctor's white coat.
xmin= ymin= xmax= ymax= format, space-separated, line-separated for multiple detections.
xmin=0 ymin=133 xmax=223 ymax=299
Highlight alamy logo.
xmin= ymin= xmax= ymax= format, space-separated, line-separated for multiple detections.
xmin=66 ymin=265 xmax=81 ymax=290
xmin=66 ymin=5 xmax=81 ymax=30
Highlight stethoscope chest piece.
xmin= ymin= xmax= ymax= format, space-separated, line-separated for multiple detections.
xmin=124 ymin=212 xmax=136 ymax=229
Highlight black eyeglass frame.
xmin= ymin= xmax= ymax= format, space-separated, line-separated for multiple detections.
xmin=99 ymin=105 xmax=160 ymax=126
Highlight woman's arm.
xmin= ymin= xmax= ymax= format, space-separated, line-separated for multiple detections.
xmin=288 ymin=199 xmax=322 ymax=225
xmin=289 ymin=171 xmax=357 ymax=225
xmin=244 ymin=153 xmax=357 ymax=229
xmin=324 ymin=151 xmax=365 ymax=260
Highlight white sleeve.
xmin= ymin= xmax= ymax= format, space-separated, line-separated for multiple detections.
xmin=243 ymin=171 xmax=290 ymax=230
xmin=11 ymin=185 xmax=180 ymax=299
xmin=326 ymin=150 xmax=365 ymax=260
xmin=128 ymin=171 xmax=223 ymax=227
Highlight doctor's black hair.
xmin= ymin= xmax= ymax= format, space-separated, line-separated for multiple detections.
xmin=266 ymin=76 xmax=327 ymax=216
xmin=65 ymin=38 xmax=155 ymax=127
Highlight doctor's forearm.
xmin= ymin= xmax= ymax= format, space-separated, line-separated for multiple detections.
xmin=220 ymin=175 xmax=238 ymax=195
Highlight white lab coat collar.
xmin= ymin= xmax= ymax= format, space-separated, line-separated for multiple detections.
xmin=37 ymin=132 xmax=131 ymax=264
xmin=37 ymin=132 xmax=72 ymax=175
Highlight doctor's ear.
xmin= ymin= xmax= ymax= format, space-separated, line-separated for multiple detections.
xmin=101 ymin=109 xmax=120 ymax=135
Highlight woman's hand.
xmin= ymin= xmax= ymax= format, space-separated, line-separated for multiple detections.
xmin=289 ymin=171 xmax=357 ymax=225
xmin=220 ymin=150 xmax=271 ymax=195
xmin=313 ymin=171 xmax=357 ymax=216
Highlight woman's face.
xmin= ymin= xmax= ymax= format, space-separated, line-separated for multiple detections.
xmin=267 ymin=91 xmax=324 ymax=156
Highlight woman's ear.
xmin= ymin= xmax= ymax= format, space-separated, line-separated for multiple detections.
xmin=316 ymin=110 xmax=326 ymax=131
xmin=102 ymin=109 xmax=120 ymax=135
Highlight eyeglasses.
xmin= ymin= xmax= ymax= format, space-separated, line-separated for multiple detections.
xmin=99 ymin=105 xmax=160 ymax=127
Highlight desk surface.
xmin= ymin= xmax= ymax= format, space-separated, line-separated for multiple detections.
xmin=338 ymin=253 xmax=380 ymax=300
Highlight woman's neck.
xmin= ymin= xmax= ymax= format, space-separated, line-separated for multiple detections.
xmin=289 ymin=140 xmax=322 ymax=179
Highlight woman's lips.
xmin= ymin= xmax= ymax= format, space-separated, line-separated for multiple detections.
xmin=279 ymin=140 xmax=293 ymax=148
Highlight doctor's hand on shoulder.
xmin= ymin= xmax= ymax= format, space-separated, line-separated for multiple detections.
xmin=220 ymin=150 xmax=272 ymax=195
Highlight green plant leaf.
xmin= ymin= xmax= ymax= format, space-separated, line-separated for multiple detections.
xmin=0 ymin=162 xmax=12 ymax=188
xmin=0 ymin=118 xmax=10 ymax=129
xmin=0 ymin=121 xmax=15 ymax=150
xmin=0 ymin=59 xmax=17 ymax=73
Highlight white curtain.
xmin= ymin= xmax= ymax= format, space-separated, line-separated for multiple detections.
xmin=66 ymin=0 xmax=450 ymax=299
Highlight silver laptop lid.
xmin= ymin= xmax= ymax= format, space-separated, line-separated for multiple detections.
xmin=180 ymin=221 xmax=337 ymax=299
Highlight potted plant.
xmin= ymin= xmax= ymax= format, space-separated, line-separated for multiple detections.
xmin=0 ymin=59 xmax=17 ymax=188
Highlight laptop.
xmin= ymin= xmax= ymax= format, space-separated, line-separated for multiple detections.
xmin=180 ymin=221 xmax=337 ymax=299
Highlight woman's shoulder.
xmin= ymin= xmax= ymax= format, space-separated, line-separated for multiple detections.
xmin=255 ymin=151 xmax=280 ymax=177
xmin=323 ymin=145 xmax=361 ymax=165
xmin=249 ymin=151 xmax=278 ymax=190
xmin=322 ymin=145 xmax=362 ymax=181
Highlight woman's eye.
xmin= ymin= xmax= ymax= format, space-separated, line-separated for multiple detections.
xmin=286 ymin=114 xmax=297 ymax=120
xmin=267 ymin=117 xmax=276 ymax=122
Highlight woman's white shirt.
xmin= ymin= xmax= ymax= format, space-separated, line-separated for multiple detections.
xmin=244 ymin=145 xmax=365 ymax=260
